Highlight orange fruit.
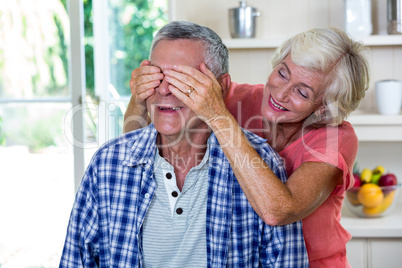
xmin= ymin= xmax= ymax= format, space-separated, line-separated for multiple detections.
xmin=357 ymin=183 xmax=384 ymax=208
xmin=382 ymin=190 xmax=396 ymax=210
xmin=363 ymin=204 xmax=384 ymax=216
xmin=362 ymin=190 xmax=396 ymax=216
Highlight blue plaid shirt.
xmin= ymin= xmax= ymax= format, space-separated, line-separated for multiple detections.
xmin=60 ymin=124 xmax=309 ymax=267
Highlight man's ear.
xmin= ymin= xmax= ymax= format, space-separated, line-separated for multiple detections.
xmin=218 ymin=73 xmax=231 ymax=100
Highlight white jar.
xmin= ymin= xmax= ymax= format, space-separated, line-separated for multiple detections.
xmin=344 ymin=0 xmax=373 ymax=36
xmin=375 ymin=80 xmax=402 ymax=115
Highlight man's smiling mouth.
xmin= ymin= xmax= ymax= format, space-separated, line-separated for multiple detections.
xmin=158 ymin=106 xmax=182 ymax=111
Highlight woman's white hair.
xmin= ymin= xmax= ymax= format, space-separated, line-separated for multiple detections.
xmin=271 ymin=27 xmax=370 ymax=126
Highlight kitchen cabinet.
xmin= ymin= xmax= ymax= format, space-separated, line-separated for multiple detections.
xmin=346 ymin=239 xmax=367 ymax=268
xmin=371 ymin=239 xmax=402 ymax=267
xmin=347 ymin=238 xmax=402 ymax=268
xmin=342 ymin=197 xmax=402 ymax=267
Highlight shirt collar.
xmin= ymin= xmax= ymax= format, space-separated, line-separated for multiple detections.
xmin=121 ymin=124 xmax=158 ymax=167
xmin=153 ymin=138 xmax=211 ymax=171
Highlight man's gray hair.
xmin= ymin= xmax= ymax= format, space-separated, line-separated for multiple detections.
xmin=150 ymin=21 xmax=229 ymax=78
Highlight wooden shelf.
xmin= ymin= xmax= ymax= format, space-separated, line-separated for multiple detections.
xmin=223 ymin=35 xmax=402 ymax=49
xmin=348 ymin=111 xmax=402 ymax=142
xmin=348 ymin=112 xmax=402 ymax=125
xmin=223 ymin=38 xmax=283 ymax=49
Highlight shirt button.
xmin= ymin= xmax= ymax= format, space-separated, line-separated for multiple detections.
xmin=144 ymin=193 xmax=150 ymax=199
xmin=171 ymin=191 xmax=178 ymax=198
xmin=176 ymin=208 xmax=183 ymax=215
xmin=166 ymin=173 xmax=172 ymax=179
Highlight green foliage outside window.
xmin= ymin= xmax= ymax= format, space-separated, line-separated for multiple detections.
xmin=0 ymin=0 xmax=167 ymax=151
xmin=0 ymin=0 xmax=167 ymax=99
xmin=0 ymin=0 xmax=69 ymax=98
xmin=83 ymin=0 xmax=168 ymax=97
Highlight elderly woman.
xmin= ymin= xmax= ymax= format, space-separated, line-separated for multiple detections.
xmin=124 ymin=27 xmax=370 ymax=267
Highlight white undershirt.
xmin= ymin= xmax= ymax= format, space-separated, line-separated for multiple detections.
xmin=142 ymin=145 xmax=210 ymax=267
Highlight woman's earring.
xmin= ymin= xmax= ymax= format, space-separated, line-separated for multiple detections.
xmin=314 ymin=110 xmax=321 ymax=120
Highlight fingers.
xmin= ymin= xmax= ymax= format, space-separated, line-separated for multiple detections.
xmin=140 ymin=59 xmax=151 ymax=67
xmin=130 ymin=62 xmax=163 ymax=102
xmin=200 ymin=63 xmax=217 ymax=81
xmin=165 ymin=74 xmax=198 ymax=98
xmin=171 ymin=64 xmax=210 ymax=85
xmin=169 ymin=86 xmax=193 ymax=106
xmin=164 ymin=65 xmax=211 ymax=96
xmin=186 ymin=86 xmax=195 ymax=96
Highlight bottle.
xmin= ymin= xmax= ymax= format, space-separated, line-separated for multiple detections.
xmin=388 ymin=0 xmax=402 ymax=34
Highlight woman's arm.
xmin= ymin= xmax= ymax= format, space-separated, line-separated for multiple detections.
xmin=123 ymin=96 xmax=150 ymax=132
xmin=166 ymin=64 xmax=343 ymax=225
xmin=210 ymin=113 xmax=342 ymax=225
xmin=123 ymin=60 xmax=163 ymax=133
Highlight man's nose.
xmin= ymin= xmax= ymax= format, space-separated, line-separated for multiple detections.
xmin=156 ymin=77 xmax=172 ymax=96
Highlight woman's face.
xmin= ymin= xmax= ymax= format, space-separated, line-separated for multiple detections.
xmin=261 ymin=55 xmax=327 ymax=125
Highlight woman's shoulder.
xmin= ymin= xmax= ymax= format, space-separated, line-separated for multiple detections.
xmin=306 ymin=121 xmax=357 ymax=143
xmin=282 ymin=121 xmax=358 ymax=157
xmin=225 ymin=82 xmax=265 ymax=104
xmin=338 ymin=121 xmax=357 ymax=136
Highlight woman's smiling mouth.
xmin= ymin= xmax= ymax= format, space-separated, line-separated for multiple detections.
xmin=270 ymin=97 xmax=288 ymax=111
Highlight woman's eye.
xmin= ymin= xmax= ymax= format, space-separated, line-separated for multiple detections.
xmin=298 ymin=89 xmax=308 ymax=98
xmin=278 ymin=69 xmax=286 ymax=78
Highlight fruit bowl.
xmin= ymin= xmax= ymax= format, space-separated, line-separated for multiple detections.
xmin=345 ymin=183 xmax=401 ymax=218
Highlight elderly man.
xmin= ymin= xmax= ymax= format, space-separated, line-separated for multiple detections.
xmin=60 ymin=21 xmax=308 ymax=267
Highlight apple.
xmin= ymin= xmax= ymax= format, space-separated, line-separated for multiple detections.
xmin=378 ymin=173 xmax=398 ymax=194
xmin=353 ymin=173 xmax=362 ymax=188
xmin=379 ymin=173 xmax=398 ymax=187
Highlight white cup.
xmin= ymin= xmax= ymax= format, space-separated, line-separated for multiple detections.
xmin=375 ymin=80 xmax=402 ymax=115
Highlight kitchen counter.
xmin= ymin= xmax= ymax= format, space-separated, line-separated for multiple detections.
xmin=341 ymin=195 xmax=402 ymax=238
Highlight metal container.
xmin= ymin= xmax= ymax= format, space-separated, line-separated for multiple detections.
xmin=229 ymin=1 xmax=260 ymax=38
xmin=388 ymin=0 xmax=402 ymax=34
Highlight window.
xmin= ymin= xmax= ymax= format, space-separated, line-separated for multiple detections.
xmin=0 ymin=0 xmax=167 ymax=266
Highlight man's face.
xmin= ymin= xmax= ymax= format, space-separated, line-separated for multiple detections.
xmin=146 ymin=39 xmax=210 ymax=142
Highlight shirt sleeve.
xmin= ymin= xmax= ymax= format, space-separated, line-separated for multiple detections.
xmin=252 ymin=133 xmax=309 ymax=267
xmin=59 ymin=165 xmax=100 ymax=268
xmin=260 ymin=221 xmax=309 ymax=267
xmin=298 ymin=123 xmax=358 ymax=195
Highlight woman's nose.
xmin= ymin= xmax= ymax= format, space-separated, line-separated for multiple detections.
xmin=276 ymin=84 xmax=291 ymax=101
xmin=156 ymin=77 xmax=172 ymax=96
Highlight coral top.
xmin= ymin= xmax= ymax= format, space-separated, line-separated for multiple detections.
xmin=225 ymin=82 xmax=357 ymax=267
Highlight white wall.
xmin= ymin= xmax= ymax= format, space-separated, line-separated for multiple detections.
xmin=171 ymin=0 xmax=391 ymax=38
